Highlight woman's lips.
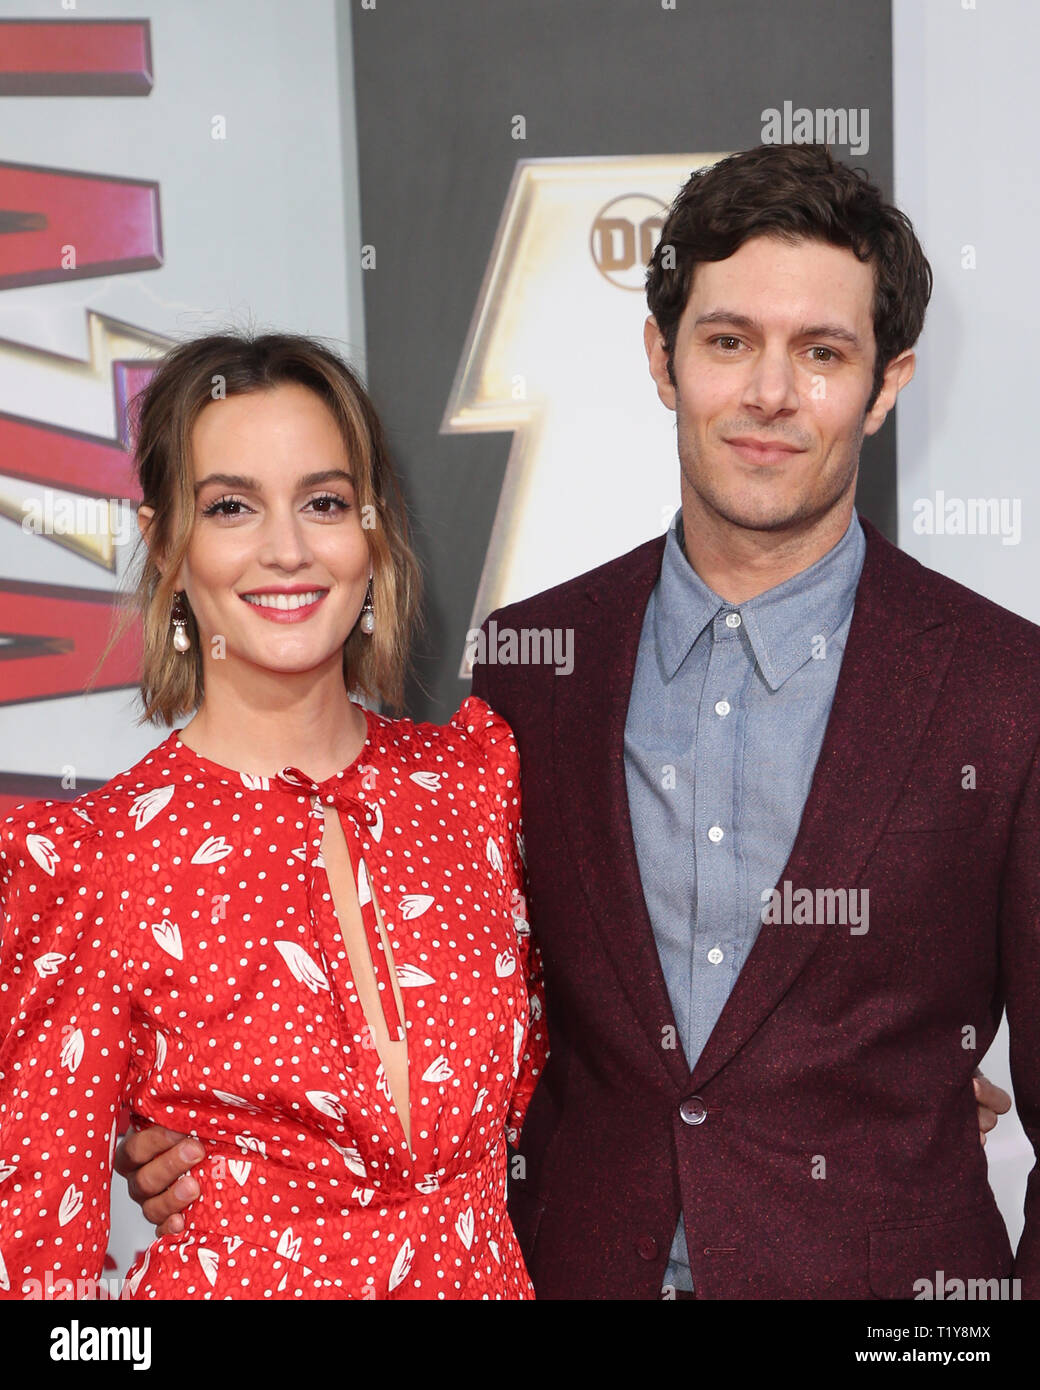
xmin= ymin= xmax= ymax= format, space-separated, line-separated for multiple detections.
xmin=239 ymin=590 xmax=328 ymax=623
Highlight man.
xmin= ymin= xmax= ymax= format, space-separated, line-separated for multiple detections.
xmin=120 ymin=144 xmax=1026 ymax=1299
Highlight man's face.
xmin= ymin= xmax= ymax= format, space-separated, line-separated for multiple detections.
xmin=645 ymin=234 xmax=913 ymax=536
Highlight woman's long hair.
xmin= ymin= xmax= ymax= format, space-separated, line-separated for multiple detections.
xmin=93 ymin=332 xmax=421 ymax=724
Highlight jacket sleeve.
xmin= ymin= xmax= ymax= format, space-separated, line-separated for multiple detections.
xmin=467 ymin=611 xmax=499 ymax=709
xmin=1001 ymin=734 xmax=1040 ymax=1298
xmin=452 ymin=695 xmax=548 ymax=1144
xmin=0 ymin=802 xmax=130 ymax=1299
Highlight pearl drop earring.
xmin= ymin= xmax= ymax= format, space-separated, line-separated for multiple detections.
xmin=360 ymin=579 xmax=375 ymax=635
xmin=171 ymin=592 xmax=191 ymax=653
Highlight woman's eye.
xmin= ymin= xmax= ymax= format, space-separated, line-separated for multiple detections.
xmin=201 ymin=495 xmax=250 ymax=518
xmin=306 ymin=493 xmax=351 ymax=515
xmin=200 ymin=493 xmax=352 ymax=519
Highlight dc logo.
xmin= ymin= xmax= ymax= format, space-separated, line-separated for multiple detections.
xmin=590 ymin=193 xmax=667 ymax=290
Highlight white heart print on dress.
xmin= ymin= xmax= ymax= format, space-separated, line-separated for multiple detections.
xmin=274 ymin=941 xmax=330 ymax=994
xmin=151 ymin=920 xmax=183 ymax=961
xmin=26 ymin=834 xmax=59 ymax=877
xmin=128 ymin=784 xmax=174 ymax=830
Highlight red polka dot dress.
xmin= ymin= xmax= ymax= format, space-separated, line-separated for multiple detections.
xmin=0 ymin=696 xmax=546 ymax=1300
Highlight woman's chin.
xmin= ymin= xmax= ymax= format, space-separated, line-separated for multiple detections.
xmin=215 ymin=639 xmax=350 ymax=680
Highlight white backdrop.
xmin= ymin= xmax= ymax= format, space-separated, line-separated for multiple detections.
xmin=894 ymin=0 xmax=1039 ymax=1248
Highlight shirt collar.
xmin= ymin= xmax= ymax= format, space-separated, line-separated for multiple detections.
xmin=653 ymin=508 xmax=866 ymax=689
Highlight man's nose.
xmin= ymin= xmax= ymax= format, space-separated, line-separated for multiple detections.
xmin=741 ymin=346 xmax=799 ymax=415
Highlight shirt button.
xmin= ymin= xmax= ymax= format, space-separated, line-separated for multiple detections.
xmin=707 ymin=946 xmax=724 ymax=965
xmin=636 ymin=1235 xmax=659 ymax=1261
xmin=679 ymin=1096 xmax=708 ymax=1126
xmin=725 ymin=612 xmax=742 ymax=628
xmin=714 ymin=700 xmax=731 ymax=717
xmin=707 ymin=825 xmax=724 ymax=843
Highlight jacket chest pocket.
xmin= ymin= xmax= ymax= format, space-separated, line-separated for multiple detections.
xmin=882 ymin=787 xmax=990 ymax=834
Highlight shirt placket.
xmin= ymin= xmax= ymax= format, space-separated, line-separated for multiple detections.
xmin=688 ymin=609 xmax=746 ymax=1065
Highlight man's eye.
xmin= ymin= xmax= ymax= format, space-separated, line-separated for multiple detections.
xmin=712 ymin=336 xmax=742 ymax=351
xmin=809 ymin=346 xmax=837 ymax=363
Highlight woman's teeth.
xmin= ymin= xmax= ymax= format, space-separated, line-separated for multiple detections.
xmin=242 ymin=591 xmax=326 ymax=610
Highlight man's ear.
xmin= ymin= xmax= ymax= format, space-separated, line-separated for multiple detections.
xmin=644 ymin=315 xmax=678 ymax=412
xmin=863 ymin=349 xmax=915 ymax=438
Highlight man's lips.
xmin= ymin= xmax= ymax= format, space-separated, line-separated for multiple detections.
xmin=239 ymin=588 xmax=329 ymax=622
xmin=724 ymin=437 xmax=806 ymax=465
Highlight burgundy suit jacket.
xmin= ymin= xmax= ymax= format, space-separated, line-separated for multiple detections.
xmin=470 ymin=516 xmax=1040 ymax=1300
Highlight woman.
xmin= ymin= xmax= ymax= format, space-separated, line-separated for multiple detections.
xmin=0 ymin=333 xmax=546 ymax=1300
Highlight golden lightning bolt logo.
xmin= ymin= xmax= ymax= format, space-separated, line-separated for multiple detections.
xmin=441 ymin=154 xmax=725 ymax=676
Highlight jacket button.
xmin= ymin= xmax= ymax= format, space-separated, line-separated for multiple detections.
xmin=679 ymin=1095 xmax=708 ymax=1126
xmin=637 ymin=1235 xmax=658 ymax=1260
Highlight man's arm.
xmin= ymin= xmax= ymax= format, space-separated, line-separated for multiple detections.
xmin=113 ymin=1073 xmax=1011 ymax=1235
xmin=998 ymin=731 xmax=1040 ymax=1294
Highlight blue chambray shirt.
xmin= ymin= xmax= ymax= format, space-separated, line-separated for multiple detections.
xmin=623 ymin=506 xmax=866 ymax=1293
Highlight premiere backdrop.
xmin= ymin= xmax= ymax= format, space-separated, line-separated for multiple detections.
xmin=0 ymin=0 xmax=1034 ymax=1284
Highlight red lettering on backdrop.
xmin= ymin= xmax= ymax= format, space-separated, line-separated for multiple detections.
xmin=0 ymin=409 xmax=142 ymax=501
xmin=0 ymin=578 xmax=141 ymax=708
xmin=0 ymin=21 xmax=161 ymax=808
xmin=0 ymin=19 xmax=153 ymax=97
xmin=0 ymin=161 xmax=162 ymax=289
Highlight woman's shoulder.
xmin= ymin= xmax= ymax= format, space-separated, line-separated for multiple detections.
xmin=363 ymin=697 xmax=521 ymax=845
xmin=0 ymin=733 xmax=182 ymax=886
xmin=365 ymin=694 xmax=518 ymax=767
xmin=0 ymin=792 xmax=105 ymax=896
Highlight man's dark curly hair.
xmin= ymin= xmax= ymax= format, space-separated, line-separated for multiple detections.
xmin=645 ymin=143 xmax=933 ymax=410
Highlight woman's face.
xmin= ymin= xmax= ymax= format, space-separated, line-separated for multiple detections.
xmin=173 ymin=382 xmax=371 ymax=680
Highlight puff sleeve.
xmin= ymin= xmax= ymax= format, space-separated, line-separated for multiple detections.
xmin=452 ymin=695 xmax=548 ymax=1144
xmin=0 ymin=802 xmax=130 ymax=1299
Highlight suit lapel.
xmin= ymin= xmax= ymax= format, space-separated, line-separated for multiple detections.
xmin=551 ymin=536 xmax=692 ymax=1087
xmin=688 ymin=519 xmax=959 ymax=1091
xmin=548 ymin=518 xmax=957 ymax=1095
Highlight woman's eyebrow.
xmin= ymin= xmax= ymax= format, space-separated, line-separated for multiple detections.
xmin=194 ymin=468 xmax=354 ymax=495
